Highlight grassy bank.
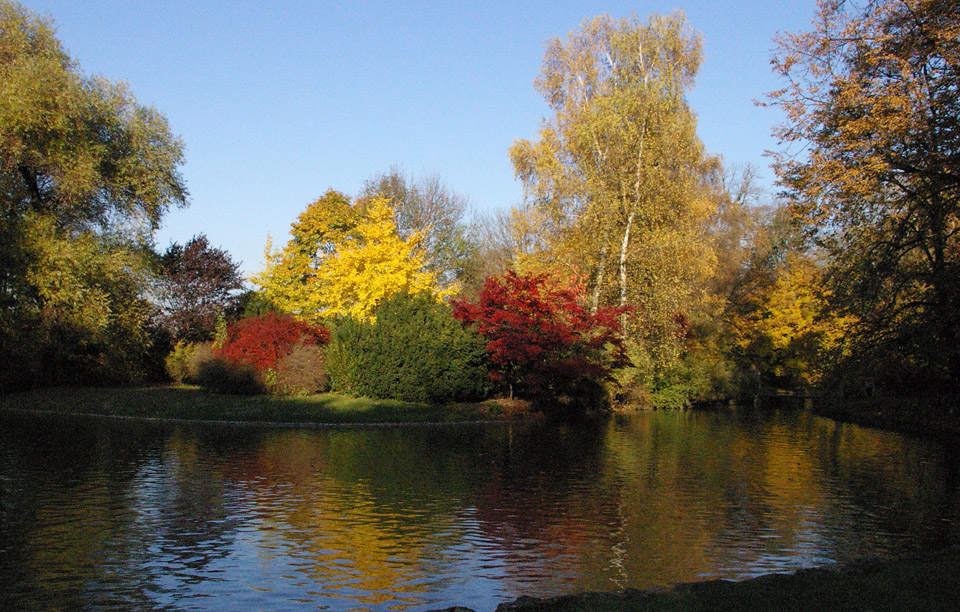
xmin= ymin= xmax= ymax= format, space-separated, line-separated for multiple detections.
xmin=489 ymin=546 xmax=960 ymax=612
xmin=0 ymin=385 xmax=514 ymax=425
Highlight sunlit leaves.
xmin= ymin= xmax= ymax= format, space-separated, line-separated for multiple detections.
xmin=733 ymin=253 xmax=853 ymax=388
xmin=9 ymin=212 xmax=156 ymax=385
xmin=509 ymin=11 xmax=719 ymax=401
xmin=0 ymin=2 xmax=187 ymax=388
xmin=453 ymin=271 xmax=627 ymax=409
xmin=252 ymin=190 xmax=357 ymax=321
xmin=312 ymin=197 xmax=456 ymax=322
xmin=768 ymin=0 xmax=960 ymax=390
xmin=0 ymin=2 xmax=186 ymax=232
xmin=254 ymin=193 xmax=453 ymax=324
xmin=359 ymin=168 xmax=475 ymax=290
xmin=218 ymin=312 xmax=328 ymax=372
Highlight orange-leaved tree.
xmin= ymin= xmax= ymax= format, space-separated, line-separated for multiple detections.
xmin=768 ymin=0 xmax=960 ymax=391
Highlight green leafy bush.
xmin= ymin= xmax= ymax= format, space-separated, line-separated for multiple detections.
xmin=165 ymin=341 xmax=196 ymax=384
xmin=327 ymin=292 xmax=490 ymax=403
xmin=186 ymin=343 xmax=217 ymax=383
xmin=270 ymin=344 xmax=330 ymax=396
xmin=166 ymin=339 xmax=265 ymax=395
xmin=187 ymin=313 xmax=329 ymax=396
xmin=164 ymin=341 xmax=222 ymax=386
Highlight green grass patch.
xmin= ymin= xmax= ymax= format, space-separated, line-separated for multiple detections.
xmin=0 ymin=385 xmax=507 ymax=425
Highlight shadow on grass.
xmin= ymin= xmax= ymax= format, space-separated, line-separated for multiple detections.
xmin=0 ymin=385 xmax=505 ymax=425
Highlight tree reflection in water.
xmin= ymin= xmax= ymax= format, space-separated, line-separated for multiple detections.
xmin=0 ymin=408 xmax=957 ymax=611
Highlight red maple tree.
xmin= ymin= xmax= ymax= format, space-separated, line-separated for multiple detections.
xmin=453 ymin=272 xmax=627 ymax=407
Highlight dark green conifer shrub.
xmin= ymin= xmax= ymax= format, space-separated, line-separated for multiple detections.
xmin=327 ymin=292 xmax=490 ymax=403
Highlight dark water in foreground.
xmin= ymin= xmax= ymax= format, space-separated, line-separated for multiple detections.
xmin=0 ymin=407 xmax=958 ymax=611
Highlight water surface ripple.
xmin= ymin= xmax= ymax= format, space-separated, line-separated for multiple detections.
xmin=1 ymin=407 xmax=957 ymax=611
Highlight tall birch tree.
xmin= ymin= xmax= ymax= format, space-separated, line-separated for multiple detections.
xmin=510 ymin=12 xmax=717 ymax=371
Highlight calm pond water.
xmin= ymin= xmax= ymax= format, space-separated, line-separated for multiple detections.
xmin=1 ymin=407 xmax=958 ymax=611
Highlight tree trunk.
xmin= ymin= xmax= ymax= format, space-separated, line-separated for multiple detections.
xmin=618 ymin=211 xmax=635 ymax=334
xmin=591 ymin=242 xmax=607 ymax=314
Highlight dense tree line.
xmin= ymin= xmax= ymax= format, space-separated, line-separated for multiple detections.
xmin=768 ymin=0 xmax=959 ymax=398
xmin=4 ymin=0 xmax=956 ymax=419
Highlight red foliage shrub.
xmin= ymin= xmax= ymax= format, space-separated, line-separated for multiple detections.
xmin=452 ymin=271 xmax=627 ymax=409
xmin=217 ymin=313 xmax=329 ymax=372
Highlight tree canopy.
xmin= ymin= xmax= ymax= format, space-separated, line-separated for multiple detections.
xmin=769 ymin=0 xmax=960 ymax=391
xmin=6 ymin=0 xmax=957 ymax=415
xmin=508 ymin=11 xmax=720 ymax=404
xmin=0 ymin=0 xmax=187 ymax=390
xmin=156 ymin=234 xmax=244 ymax=343
xmin=453 ymin=271 xmax=627 ymax=410
xmin=510 ymin=11 xmax=716 ymax=314
xmin=254 ymin=192 xmax=453 ymax=324
xmin=0 ymin=1 xmax=186 ymax=234
xmin=359 ymin=168 xmax=476 ymax=289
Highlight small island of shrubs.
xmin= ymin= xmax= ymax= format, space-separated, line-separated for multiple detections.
xmin=166 ymin=273 xmax=628 ymax=419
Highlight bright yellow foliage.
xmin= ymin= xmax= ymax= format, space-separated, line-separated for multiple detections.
xmin=314 ymin=197 xmax=455 ymax=322
xmin=254 ymin=194 xmax=454 ymax=323
xmin=252 ymin=190 xmax=358 ymax=322
xmin=735 ymin=255 xmax=853 ymax=387
xmin=509 ymin=11 xmax=718 ymax=352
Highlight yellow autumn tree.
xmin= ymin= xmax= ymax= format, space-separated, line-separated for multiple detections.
xmin=315 ymin=197 xmax=456 ymax=322
xmin=252 ymin=190 xmax=358 ymax=322
xmin=733 ymin=253 xmax=852 ymax=389
xmin=509 ymin=12 xmax=718 ymax=329
xmin=768 ymin=0 xmax=960 ymax=391
xmin=508 ymin=12 xmax=720 ymax=407
xmin=254 ymin=193 xmax=453 ymax=323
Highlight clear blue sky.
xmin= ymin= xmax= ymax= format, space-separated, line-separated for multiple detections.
xmin=23 ymin=0 xmax=818 ymax=276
